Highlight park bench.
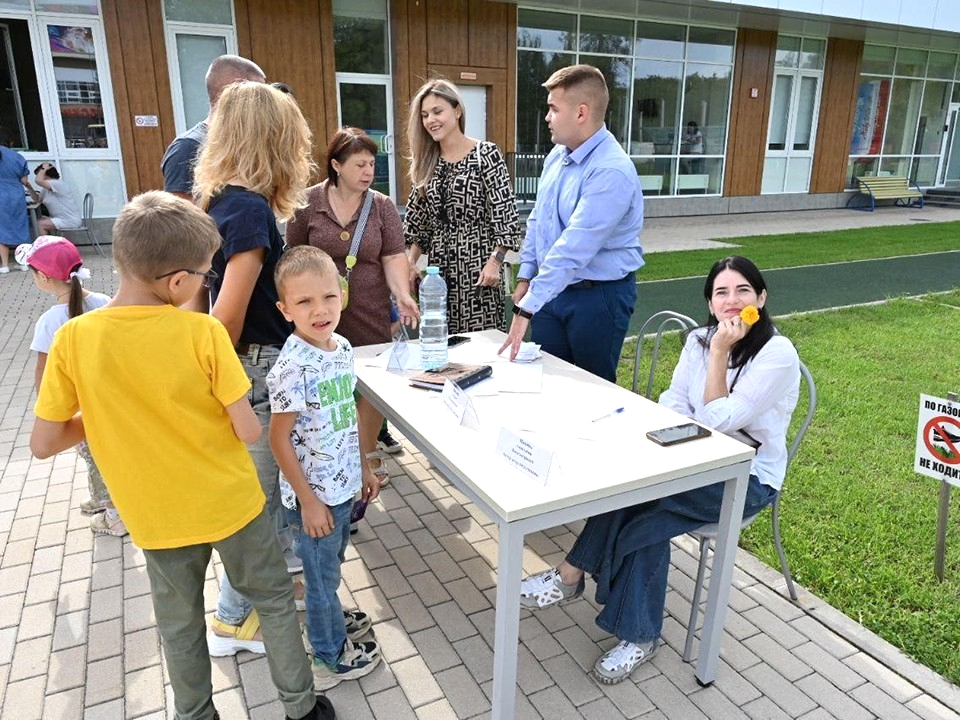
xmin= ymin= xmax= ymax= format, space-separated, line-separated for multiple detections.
xmin=846 ymin=175 xmax=924 ymax=212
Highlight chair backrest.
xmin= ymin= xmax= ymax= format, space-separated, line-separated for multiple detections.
xmin=786 ymin=361 xmax=817 ymax=470
xmin=82 ymin=193 xmax=93 ymax=224
xmin=631 ymin=310 xmax=698 ymax=398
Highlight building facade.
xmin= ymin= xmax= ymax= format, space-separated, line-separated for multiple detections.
xmin=3 ymin=0 xmax=960 ymax=222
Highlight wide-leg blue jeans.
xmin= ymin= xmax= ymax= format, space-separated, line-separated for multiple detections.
xmin=566 ymin=476 xmax=776 ymax=644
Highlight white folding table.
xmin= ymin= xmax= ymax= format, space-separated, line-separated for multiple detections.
xmin=355 ymin=330 xmax=753 ymax=719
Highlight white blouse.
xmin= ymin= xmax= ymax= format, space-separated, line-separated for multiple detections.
xmin=659 ymin=329 xmax=800 ymax=491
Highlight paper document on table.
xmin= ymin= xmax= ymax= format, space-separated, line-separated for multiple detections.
xmin=491 ymin=361 xmax=543 ymax=393
xmin=513 ymin=342 xmax=542 ymax=363
xmin=364 ymin=340 xmax=420 ymax=369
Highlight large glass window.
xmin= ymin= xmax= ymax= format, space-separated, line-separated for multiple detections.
xmin=847 ymin=45 xmax=956 ymax=188
xmin=0 ymin=18 xmax=46 ymax=151
xmin=516 ymin=10 xmax=735 ymax=197
xmin=47 ymin=24 xmax=108 ymax=149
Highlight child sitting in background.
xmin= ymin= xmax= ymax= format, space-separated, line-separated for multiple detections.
xmin=18 ymin=236 xmax=126 ymax=536
xmin=267 ymin=245 xmax=381 ymax=690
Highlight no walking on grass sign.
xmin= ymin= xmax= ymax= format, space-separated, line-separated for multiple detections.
xmin=915 ymin=393 xmax=960 ymax=487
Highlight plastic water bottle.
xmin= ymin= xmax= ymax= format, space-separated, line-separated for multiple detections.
xmin=419 ymin=266 xmax=448 ymax=370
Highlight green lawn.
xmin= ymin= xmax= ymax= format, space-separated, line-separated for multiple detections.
xmin=620 ymin=295 xmax=960 ymax=685
xmin=641 ymin=221 xmax=960 ymax=281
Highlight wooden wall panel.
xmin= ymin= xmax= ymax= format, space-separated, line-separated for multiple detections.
xmin=394 ymin=0 xmax=516 ymax=202
xmin=725 ymin=29 xmax=776 ymax=197
xmin=102 ymin=0 xmax=175 ymax=196
xmin=427 ymin=0 xmax=468 ymax=67
xmin=234 ymin=0 xmax=334 ymax=173
xmin=811 ymin=38 xmax=864 ymax=193
xmin=469 ymin=0 xmax=508 ymax=69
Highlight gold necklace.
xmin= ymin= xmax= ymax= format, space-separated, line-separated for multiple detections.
xmin=329 ymin=186 xmax=362 ymax=242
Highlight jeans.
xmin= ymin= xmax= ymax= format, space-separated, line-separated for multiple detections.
xmin=531 ymin=274 xmax=637 ymax=383
xmin=566 ymin=476 xmax=777 ymax=644
xmin=143 ymin=510 xmax=315 ymax=720
xmin=216 ymin=345 xmax=294 ymax=626
xmin=286 ymin=499 xmax=353 ymax=665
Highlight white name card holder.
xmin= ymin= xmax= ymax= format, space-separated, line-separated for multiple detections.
xmin=496 ymin=427 xmax=561 ymax=485
xmin=441 ymin=378 xmax=481 ymax=430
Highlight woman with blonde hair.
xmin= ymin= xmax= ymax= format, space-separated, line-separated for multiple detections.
xmin=404 ymin=78 xmax=521 ymax=333
xmin=192 ymin=81 xmax=323 ymax=667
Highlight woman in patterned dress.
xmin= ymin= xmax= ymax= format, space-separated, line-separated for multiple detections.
xmin=404 ymin=78 xmax=522 ymax=333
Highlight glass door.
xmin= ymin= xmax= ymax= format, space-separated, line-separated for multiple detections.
xmin=936 ymin=103 xmax=960 ymax=186
xmin=336 ymin=73 xmax=395 ymax=200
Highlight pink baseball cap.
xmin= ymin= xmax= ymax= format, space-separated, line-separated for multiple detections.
xmin=15 ymin=236 xmax=84 ymax=281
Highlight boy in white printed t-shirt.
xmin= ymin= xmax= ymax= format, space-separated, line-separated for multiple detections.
xmin=267 ymin=245 xmax=382 ymax=690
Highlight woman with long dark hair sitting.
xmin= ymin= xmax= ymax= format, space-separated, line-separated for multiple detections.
xmin=519 ymin=255 xmax=801 ymax=685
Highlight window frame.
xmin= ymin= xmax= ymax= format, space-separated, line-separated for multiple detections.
xmin=163 ymin=21 xmax=237 ymax=135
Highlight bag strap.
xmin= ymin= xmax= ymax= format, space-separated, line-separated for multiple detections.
xmin=344 ymin=190 xmax=375 ymax=282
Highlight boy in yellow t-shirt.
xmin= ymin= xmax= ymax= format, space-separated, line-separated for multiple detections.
xmin=30 ymin=191 xmax=334 ymax=720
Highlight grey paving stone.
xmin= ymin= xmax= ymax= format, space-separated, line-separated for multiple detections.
xmin=17 ymin=599 xmax=56 ymax=641
xmin=56 ymin=577 xmax=91 ymax=615
xmin=358 ymin=655 xmax=399 ymax=695
xmin=419 ymin=511 xmax=458 ymax=538
xmin=85 ymin=655 xmax=124 ymax=707
xmin=526 ymin=684 xmax=580 ymax=718
xmin=0 ymin=626 xmax=16 ymax=665
xmin=789 ymin=615 xmax=858 ymax=659
xmin=409 ymin=571 xmax=452 ymax=607
xmin=24 ymin=569 xmax=60 ymax=606
xmin=0 ymin=592 xmax=23 ymax=629
xmin=393 ymin=591 xmax=436 ymax=634
xmin=372 ymin=521 xmax=413 ymax=551
xmin=795 ymin=673 xmax=875 ymax=720
xmin=41 ymin=687 xmax=84 ymax=720
xmin=844 ymin=652 xmax=924 ymax=704
xmin=437 ymin=534 xmax=477 ymax=563
xmin=445 ymin=576 xmax=491 ymax=615
xmin=435 ymin=664 xmax=491 ymax=718
xmin=792 ymin=640 xmax=867 ymax=692
xmin=797 ymin=710 xmax=839 ymax=720
xmin=429 ymin=600 xmax=477 ymax=643
xmin=122 ymin=592 xmax=156 ymax=633
xmin=51 ymin=608 xmax=88 ymax=651
xmin=409 ymin=625 xmax=461 ymax=674
xmin=367 ymin=685 xmax=417 ymax=719
xmin=906 ymin=693 xmax=960 ymax=720
xmin=850 ymin=683 xmax=925 ymax=720
xmin=392 ymin=654 xmax=444 ymax=708
xmin=374 ymin=619 xmax=419 ymax=663
xmin=124 ymin=626 xmax=161 ymax=673
xmin=452 ymin=633 xmax=494 ymax=684
xmin=125 ymin=664 xmax=165 ymax=717
xmin=742 ymin=663 xmax=818 ymax=717
xmin=9 ymin=635 xmax=51 ymax=682
xmin=1 ymin=675 xmax=45 ymax=720
xmin=45 ymin=644 xmax=87 ymax=694
xmin=405 ymin=528 xmax=443 ymax=556
xmin=83 ymin=698 xmax=126 ymax=719
xmin=352 ymin=585 xmax=396 ymax=623
xmin=88 ymin=585 xmax=123 ymax=624
xmin=121 ymin=564 xmax=152 ymax=598
xmin=325 ymin=677 xmax=375 ymax=720
xmin=689 ymin=685 xmax=751 ymax=720
xmin=414 ymin=698 xmax=459 ymax=720
xmin=86 ymin=618 xmax=123 ymax=663
xmin=389 ymin=545 xmax=430 ymax=577
xmin=743 ymin=695 xmax=794 ymax=720
xmin=544 ymin=652 xmax=604 ymax=707
xmin=371 ymin=564 xmax=414 ymax=599
xmin=742 ymin=633 xmax=814 ymax=682
xmin=354 ymin=539 xmax=395 ymax=571
xmin=741 ymin=606 xmax=808 ymax=649
xmin=459 ymin=556 xmax=497 ymax=591
xmin=59 ymin=551 xmax=93 ymax=585
xmin=341 ymin=557 xmax=377 ymax=593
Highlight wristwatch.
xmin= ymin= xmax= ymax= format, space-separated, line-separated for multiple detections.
xmin=492 ymin=250 xmax=506 ymax=264
xmin=516 ymin=276 xmax=531 ymax=284
xmin=512 ymin=305 xmax=533 ymax=320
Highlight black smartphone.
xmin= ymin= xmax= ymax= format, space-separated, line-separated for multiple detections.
xmin=350 ymin=499 xmax=368 ymax=523
xmin=646 ymin=422 xmax=711 ymax=446
xmin=448 ymin=335 xmax=470 ymax=347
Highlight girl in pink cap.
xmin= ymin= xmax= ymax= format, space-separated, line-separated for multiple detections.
xmin=18 ymin=236 xmax=127 ymax=536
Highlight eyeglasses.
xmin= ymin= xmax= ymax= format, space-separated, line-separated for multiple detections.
xmin=154 ymin=268 xmax=219 ymax=288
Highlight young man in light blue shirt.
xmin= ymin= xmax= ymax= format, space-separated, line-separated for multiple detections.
xmin=500 ymin=64 xmax=644 ymax=382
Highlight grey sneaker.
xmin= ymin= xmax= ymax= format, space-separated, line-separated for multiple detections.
xmin=90 ymin=508 xmax=128 ymax=537
xmin=377 ymin=428 xmax=403 ymax=454
xmin=312 ymin=638 xmax=381 ymax=690
xmin=80 ymin=497 xmax=109 ymax=515
xmin=343 ymin=609 xmax=372 ymax=641
xmin=519 ymin=568 xmax=584 ymax=610
xmin=593 ymin=640 xmax=658 ymax=684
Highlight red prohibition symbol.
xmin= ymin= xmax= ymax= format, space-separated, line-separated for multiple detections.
xmin=923 ymin=415 xmax=960 ymax=464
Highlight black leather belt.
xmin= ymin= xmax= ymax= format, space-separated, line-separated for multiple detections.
xmin=567 ymin=271 xmax=635 ymax=291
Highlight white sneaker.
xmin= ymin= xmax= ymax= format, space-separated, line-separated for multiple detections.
xmin=519 ymin=568 xmax=584 ymax=610
xmin=0 ymin=267 xmax=9 ymax=274
xmin=90 ymin=508 xmax=128 ymax=537
xmin=593 ymin=640 xmax=659 ymax=684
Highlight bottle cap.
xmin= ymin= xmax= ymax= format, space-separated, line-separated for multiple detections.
xmin=426 ymin=266 xmax=439 ymax=274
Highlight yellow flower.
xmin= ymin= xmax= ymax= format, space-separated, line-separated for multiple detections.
xmin=740 ymin=305 xmax=760 ymax=326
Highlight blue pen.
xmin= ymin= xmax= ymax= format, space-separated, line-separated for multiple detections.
xmin=591 ymin=407 xmax=625 ymax=423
